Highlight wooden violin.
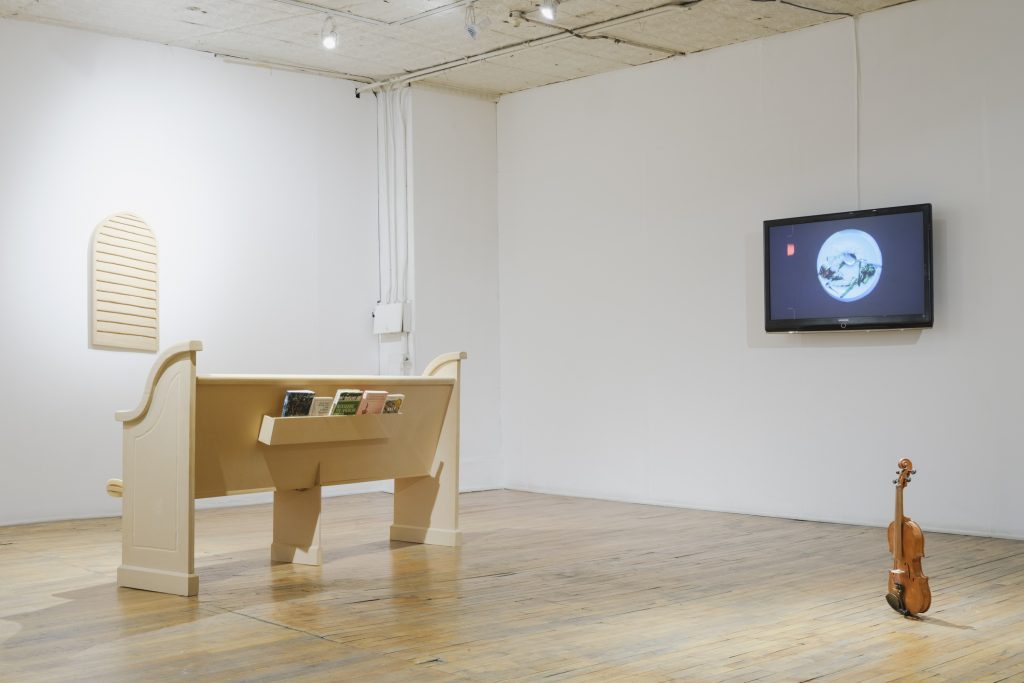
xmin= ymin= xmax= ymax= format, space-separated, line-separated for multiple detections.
xmin=886 ymin=458 xmax=931 ymax=616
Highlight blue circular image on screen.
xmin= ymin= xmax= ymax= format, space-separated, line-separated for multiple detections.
xmin=816 ymin=229 xmax=883 ymax=302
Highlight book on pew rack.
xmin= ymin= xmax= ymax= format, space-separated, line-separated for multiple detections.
xmin=358 ymin=390 xmax=389 ymax=415
xmin=330 ymin=389 xmax=364 ymax=416
xmin=281 ymin=390 xmax=314 ymax=417
xmin=383 ymin=394 xmax=404 ymax=414
xmin=308 ymin=396 xmax=333 ymax=417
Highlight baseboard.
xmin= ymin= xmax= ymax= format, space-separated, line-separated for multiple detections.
xmin=502 ymin=484 xmax=1024 ymax=542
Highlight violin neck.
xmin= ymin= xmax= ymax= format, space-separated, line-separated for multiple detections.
xmin=893 ymin=485 xmax=905 ymax=566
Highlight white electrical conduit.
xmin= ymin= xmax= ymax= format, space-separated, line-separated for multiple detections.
xmin=355 ymin=0 xmax=701 ymax=96
xmin=216 ymin=54 xmax=373 ymax=82
xmin=377 ymin=87 xmax=412 ymax=307
xmin=518 ymin=12 xmax=685 ymax=57
xmin=272 ymin=0 xmax=473 ymax=28
xmin=376 ymin=87 xmax=415 ymax=374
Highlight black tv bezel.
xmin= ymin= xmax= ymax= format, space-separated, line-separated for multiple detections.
xmin=763 ymin=203 xmax=933 ymax=333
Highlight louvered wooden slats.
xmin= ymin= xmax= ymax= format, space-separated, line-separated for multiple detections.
xmin=91 ymin=213 xmax=158 ymax=352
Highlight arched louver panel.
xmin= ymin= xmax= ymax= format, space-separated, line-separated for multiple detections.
xmin=91 ymin=213 xmax=159 ymax=352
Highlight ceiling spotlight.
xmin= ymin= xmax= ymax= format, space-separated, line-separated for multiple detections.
xmin=464 ymin=4 xmax=492 ymax=40
xmin=320 ymin=15 xmax=338 ymax=50
xmin=539 ymin=0 xmax=559 ymax=21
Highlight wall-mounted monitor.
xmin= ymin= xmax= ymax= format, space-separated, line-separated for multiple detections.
xmin=764 ymin=204 xmax=933 ymax=332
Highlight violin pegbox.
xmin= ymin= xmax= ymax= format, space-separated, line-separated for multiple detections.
xmin=895 ymin=458 xmax=915 ymax=489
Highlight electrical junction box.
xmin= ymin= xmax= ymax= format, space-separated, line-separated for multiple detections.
xmin=373 ymin=302 xmax=407 ymax=334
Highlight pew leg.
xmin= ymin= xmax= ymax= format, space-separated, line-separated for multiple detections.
xmin=391 ymin=465 xmax=462 ymax=546
xmin=271 ymin=487 xmax=323 ymax=565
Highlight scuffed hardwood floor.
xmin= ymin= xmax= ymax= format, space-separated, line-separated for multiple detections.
xmin=2 ymin=490 xmax=1024 ymax=682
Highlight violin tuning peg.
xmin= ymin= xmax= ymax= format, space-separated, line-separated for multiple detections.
xmin=892 ymin=479 xmax=898 ymax=485
xmin=910 ymin=470 xmax=916 ymax=475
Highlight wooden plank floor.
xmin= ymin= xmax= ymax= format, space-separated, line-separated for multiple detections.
xmin=2 ymin=490 xmax=1024 ymax=682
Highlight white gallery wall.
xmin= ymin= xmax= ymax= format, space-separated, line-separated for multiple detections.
xmin=5 ymin=0 xmax=1021 ymax=543
xmin=0 ymin=19 xmax=380 ymax=525
xmin=410 ymin=87 xmax=502 ymax=490
xmin=497 ymin=0 xmax=1024 ymax=539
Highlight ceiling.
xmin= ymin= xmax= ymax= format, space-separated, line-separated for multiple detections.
xmin=0 ymin=0 xmax=916 ymax=98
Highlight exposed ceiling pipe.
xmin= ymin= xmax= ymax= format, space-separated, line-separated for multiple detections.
xmin=515 ymin=11 xmax=685 ymax=56
xmin=355 ymin=0 xmax=702 ymax=96
xmin=215 ymin=53 xmax=373 ymax=82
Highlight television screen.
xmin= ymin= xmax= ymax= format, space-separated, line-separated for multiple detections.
xmin=764 ymin=204 xmax=933 ymax=332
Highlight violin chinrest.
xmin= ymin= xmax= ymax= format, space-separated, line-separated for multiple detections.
xmin=885 ymin=591 xmax=907 ymax=615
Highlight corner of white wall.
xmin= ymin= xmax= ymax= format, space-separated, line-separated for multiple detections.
xmin=409 ymin=85 xmax=503 ymax=492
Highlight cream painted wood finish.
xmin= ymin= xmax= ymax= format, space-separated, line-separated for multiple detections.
xmin=90 ymin=212 xmax=158 ymax=352
xmin=111 ymin=341 xmax=465 ymax=596
xmin=114 ymin=341 xmax=200 ymax=596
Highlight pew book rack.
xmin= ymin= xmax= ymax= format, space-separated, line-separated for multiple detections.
xmin=106 ymin=341 xmax=466 ymax=597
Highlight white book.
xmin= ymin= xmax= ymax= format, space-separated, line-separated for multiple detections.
xmin=358 ymin=390 xmax=389 ymax=415
xmin=308 ymin=396 xmax=333 ymax=417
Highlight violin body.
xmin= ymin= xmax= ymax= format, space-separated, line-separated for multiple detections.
xmin=887 ymin=515 xmax=931 ymax=615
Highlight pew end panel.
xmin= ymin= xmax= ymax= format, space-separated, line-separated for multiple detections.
xmin=114 ymin=341 xmax=202 ymax=597
xmin=391 ymin=351 xmax=467 ymax=547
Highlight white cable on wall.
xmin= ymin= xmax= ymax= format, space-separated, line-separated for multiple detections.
xmin=375 ymin=85 xmax=415 ymax=374
xmin=852 ymin=16 xmax=862 ymax=210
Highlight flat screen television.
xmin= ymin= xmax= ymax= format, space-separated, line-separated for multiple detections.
xmin=764 ymin=203 xmax=933 ymax=332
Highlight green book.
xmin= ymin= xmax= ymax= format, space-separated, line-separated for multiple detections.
xmin=330 ymin=389 xmax=363 ymax=416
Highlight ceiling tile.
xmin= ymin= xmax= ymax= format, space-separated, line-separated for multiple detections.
xmin=426 ymin=58 xmax=564 ymax=94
